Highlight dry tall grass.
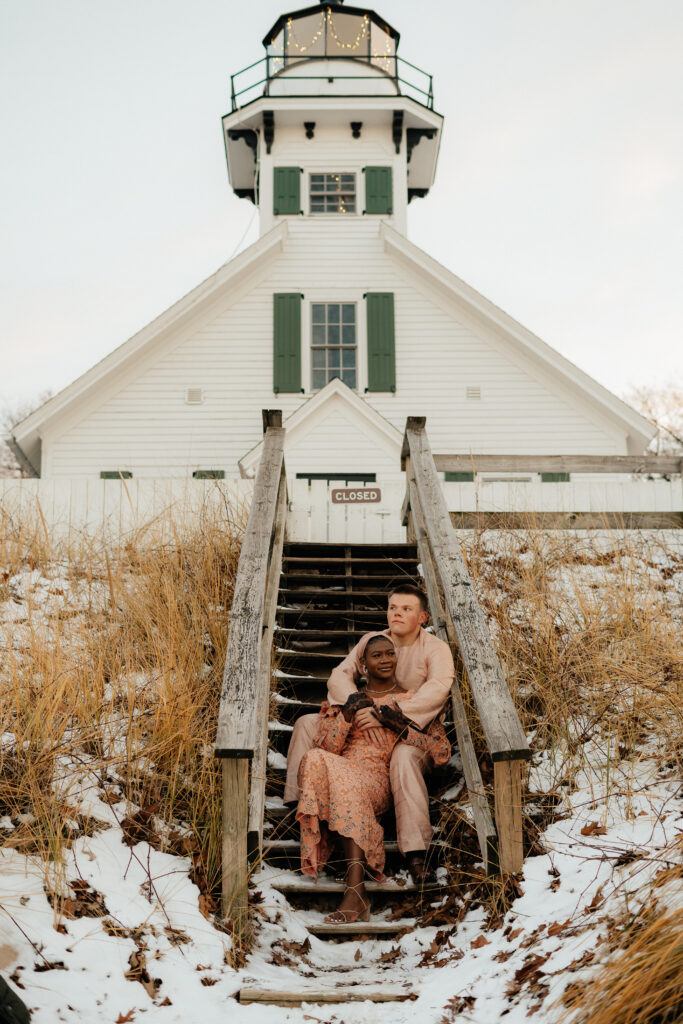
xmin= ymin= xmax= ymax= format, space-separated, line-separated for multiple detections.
xmin=0 ymin=502 xmax=243 ymax=905
xmin=459 ymin=526 xmax=682 ymax=782
xmin=561 ymin=895 xmax=683 ymax=1024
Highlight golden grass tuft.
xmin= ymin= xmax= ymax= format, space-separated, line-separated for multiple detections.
xmin=561 ymin=901 xmax=683 ymax=1024
xmin=0 ymin=502 xmax=243 ymax=902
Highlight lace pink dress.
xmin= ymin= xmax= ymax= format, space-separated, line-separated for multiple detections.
xmin=296 ymin=691 xmax=449 ymax=880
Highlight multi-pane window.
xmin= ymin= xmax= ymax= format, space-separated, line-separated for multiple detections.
xmin=311 ymin=303 xmax=357 ymax=390
xmin=310 ymin=173 xmax=356 ymax=214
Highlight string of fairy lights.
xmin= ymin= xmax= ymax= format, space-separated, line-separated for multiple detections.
xmin=269 ymin=8 xmax=394 ymax=73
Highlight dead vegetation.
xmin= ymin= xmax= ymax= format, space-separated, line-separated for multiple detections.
xmin=0 ymin=503 xmax=244 ymax=911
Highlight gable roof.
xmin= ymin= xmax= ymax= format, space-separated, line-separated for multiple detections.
xmin=238 ymin=377 xmax=403 ymax=477
xmin=379 ymin=223 xmax=656 ymax=453
xmin=11 ymin=223 xmax=289 ymax=473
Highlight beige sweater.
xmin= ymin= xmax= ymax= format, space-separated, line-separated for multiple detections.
xmin=327 ymin=628 xmax=454 ymax=730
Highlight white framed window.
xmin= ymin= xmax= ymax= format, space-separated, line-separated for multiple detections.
xmin=310 ymin=173 xmax=356 ymax=214
xmin=311 ymin=302 xmax=357 ymax=390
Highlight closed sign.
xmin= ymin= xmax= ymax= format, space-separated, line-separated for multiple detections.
xmin=331 ymin=487 xmax=382 ymax=504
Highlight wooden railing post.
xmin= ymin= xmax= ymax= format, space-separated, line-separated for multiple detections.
xmin=222 ymin=759 xmax=249 ymax=923
xmin=494 ymin=761 xmax=524 ymax=874
xmin=403 ymin=416 xmax=531 ymax=875
xmin=215 ymin=410 xmax=286 ymax=926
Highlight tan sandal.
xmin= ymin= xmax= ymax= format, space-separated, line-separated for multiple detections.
xmin=324 ymin=883 xmax=371 ymax=923
xmin=324 ymin=859 xmax=371 ymax=923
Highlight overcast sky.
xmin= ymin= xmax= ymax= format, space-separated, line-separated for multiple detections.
xmin=1 ymin=0 xmax=681 ymax=413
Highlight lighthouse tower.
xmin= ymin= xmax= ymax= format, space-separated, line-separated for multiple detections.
xmin=11 ymin=0 xmax=653 ymax=487
xmin=222 ymin=1 xmax=443 ymax=239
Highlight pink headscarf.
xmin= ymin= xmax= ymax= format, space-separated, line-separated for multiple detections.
xmin=357 ymin=630 xmax=396 ymax=663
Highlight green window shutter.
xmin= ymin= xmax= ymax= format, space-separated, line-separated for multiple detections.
xmin=541 ymin=472 xmax=571 ymax=482
xmin=445 ymin=472 xmax=474 ymax=482
xmin=273 ymin=293 xmax=302 ymax=393
xmin=100 ymin=470 xmax=132 ymax=479
xmin=273 ymin=167 xmax=301 ymax=215
xmin=365 ymin=166 xmax=393 ymax=214
xmin=366 ymin=292 xmax=396 ymax=392
xmin=192 ymin=469 xmax=225 ymax=480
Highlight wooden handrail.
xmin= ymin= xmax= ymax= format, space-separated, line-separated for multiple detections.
xmin=214 ymin=410 xmax=287 ymax=923
xmin=408 ymin=475 xmax=498 ymax=872
xmin=402 ymin=417 xmax=530 ymax=873
xmin=432 ymin=454 xmax=683 ymax=475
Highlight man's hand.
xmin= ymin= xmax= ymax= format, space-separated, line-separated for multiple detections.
xmin=372 ymin=703 xmax=411 ymax=736
xmin=341 ymin=691 xmax=374 ymax=723
xmin=354 ymin=705 xmax=386 ymax=745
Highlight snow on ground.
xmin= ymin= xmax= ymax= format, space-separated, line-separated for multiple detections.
xmin=1 ymin=531 xmax=681 ymax=1022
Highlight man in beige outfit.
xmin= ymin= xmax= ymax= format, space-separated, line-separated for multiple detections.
xmin=284 ymin=585 xmax=454 ymax=880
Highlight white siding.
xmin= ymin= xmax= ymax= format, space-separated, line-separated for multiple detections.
xmin=47 ymin=219 xmax=624 ymax=479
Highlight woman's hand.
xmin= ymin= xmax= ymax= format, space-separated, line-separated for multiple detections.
xmin=354 ymin=704 xmax=387 ymax=745
xmin=372 ymin=703 xmax=411 ymax=736
xmin=341 ymin=691 xmax=374 ymax=722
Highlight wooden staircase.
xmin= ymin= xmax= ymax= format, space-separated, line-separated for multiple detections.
xmin=214 ymin=411 xmax=531 ymax=1006
xmin=259 ymin=539 xmax=447 ymax=940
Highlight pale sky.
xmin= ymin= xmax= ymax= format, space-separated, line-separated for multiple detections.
xmin=1 ymin=0 xmax=681 ymax=413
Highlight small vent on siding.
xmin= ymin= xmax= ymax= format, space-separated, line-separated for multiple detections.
xmin=466 ymin=385 xmax=481 ymax=400
xmin=185 ymin=387 xmax=204 ymax=405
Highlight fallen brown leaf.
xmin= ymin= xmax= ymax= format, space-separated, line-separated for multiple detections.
xmin=120 ymin=804 xmax=160 ymax=847
xmin=470 ymin=934 xmax=490 ymax=949
xmin=586 ymin=886 xmax=605 ymax=913
xmin=547 ymin=918 xmax=571 ymax=937
xmin=115 ymin=1012 xmax=136 ymax=1023
xmin=379 ymin=946 xmax=401 ymax=964
xmin=580 ymin=821 xmax=607 ymax=837
xmin=125 ymin=950 xmax=161 ymax=999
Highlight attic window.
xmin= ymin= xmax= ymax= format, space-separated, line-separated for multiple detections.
xmin=310 ymin=174 xmax=356 ymax=214
xmin=185 ymin=388 xmax=204 ymax=405
xmin=466 ymin=386 xmax=481 ymax=400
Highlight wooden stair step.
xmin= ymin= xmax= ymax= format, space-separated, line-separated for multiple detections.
xmin=238 ymin=983 xmax=416 ymax=1005
xmin=282 ymin=557 xmax=418 ymax=566
xmin=275 ymin=627 xmax=379 ymax=639
xmin=276 ymin=649 xmax=351 ymax=661
xmin=282 ymin=573 xmax=420 ymax=585
xmin=264 ymin=838 xmax=423 ymax=854
xmin=306 ymin=920 xmax=416 ymax=938
xmin=279 ymin=588 xmax=395 ymax=600
xmin=278 ymin=608 xmax=389 ymax=620
xmin=270 ymin=877 xmax=444 ymax=895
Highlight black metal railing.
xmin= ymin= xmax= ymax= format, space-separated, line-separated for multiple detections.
xmin=229 ymin=54 xmax=434 ymax=111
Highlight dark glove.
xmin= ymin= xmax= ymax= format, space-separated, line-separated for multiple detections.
xmin=372 ymin=703 xmax=412 ymax=735
xmin=341 ymin=691 xmax=374 ymax=722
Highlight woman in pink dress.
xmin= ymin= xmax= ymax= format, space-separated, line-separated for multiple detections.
xmin=296 ymin=632 xmax=450 ymax=923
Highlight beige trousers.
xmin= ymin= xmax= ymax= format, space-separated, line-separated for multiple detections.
xmin=284 ymin=713 xmax=433 ymax=854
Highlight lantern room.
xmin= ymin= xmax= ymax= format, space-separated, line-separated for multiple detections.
xmin=221 ymin=1 xmax=443 ymax=232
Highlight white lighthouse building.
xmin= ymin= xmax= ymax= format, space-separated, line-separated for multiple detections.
xmin=11 ymin=1 xmax=653 ymax=483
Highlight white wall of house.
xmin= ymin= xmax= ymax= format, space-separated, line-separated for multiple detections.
xmin=43 ymin=219 xmax=625 ymax=480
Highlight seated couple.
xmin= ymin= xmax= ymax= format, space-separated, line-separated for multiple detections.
xmin=285 ymin=586 xmax=455 ymax=923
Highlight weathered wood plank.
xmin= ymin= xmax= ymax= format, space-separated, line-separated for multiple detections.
xmin=434 ymin=454 xmax=683 ymax=475
xmin=239 ymin=985 xmax=415 ymax=1005
xmin=222 ymin=759 xmax=248 ymax=923
xmin=408 ymin=480 xmax=498 ymax=872
xmin=405 ymin=420 xmax=530 ymax=762
xmin=248 ymin=469 xmax=288 ymax=849
xmin=306 ymin=920 xmax=416 ymax=937
xmin=494 ymin=760 xmax=524 ymax=874
xmin=214 ymin=425 xmax=285 ymax=757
